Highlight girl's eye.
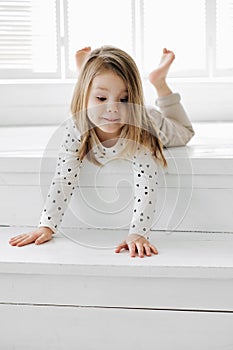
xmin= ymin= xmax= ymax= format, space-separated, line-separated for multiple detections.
xmin=97 ymin=97 xmax=106 ymax=102
xmin=120 ymin=97 xmax=128 ymax=103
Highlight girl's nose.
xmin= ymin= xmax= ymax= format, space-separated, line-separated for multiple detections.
xmin=107 ymin=102 xmax=118 ymax=113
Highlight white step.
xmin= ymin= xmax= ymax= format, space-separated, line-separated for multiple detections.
xmin=0 ymin=226 xmax=233 ymax=349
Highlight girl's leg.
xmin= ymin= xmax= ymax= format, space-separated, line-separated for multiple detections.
xmin=75 ymin=46 xmax=91 ymax=71
xmin=149 ymin=48 xmax=175 ymax=97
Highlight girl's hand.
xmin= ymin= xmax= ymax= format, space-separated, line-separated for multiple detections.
xmin=115 ymin=233 xmax=158 ymax=258
xmin=9 ymin=227 xmax=54 ymax=247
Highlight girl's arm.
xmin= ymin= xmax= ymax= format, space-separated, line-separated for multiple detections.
xmin=38 ymin=117 xmax=82 ymax=233
xmin=9 ymin=117 xmax=82 ymax=247
xmin=115 ymin=148 xmax=159 ymax=257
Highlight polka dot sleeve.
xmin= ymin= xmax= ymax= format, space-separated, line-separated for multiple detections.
xmin=38 ymin=117 xmax=82 ymax=233
xmin=129 ymin=147 xmax=158 ymax=237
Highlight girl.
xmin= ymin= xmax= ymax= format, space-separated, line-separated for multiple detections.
xmin=9 ymin=46 xmax=194 ymax=258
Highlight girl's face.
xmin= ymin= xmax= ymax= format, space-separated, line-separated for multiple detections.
xmin=87 ymin=70 xmax=129 ymax=143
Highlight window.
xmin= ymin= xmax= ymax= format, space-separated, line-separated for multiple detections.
xmin=143 ymin=0 xmax=206 ymax=76
xmin=0 ymin=0 xmax=233 ymax=80
xmin=0 ymin=0 xmax=59 ymax=78
xmin=65 ymin=0 xmax=133 ymax=77
xmin=216 ymin=0 xmax=233 ymax=74
xmin=142 ymin=0 xmax=233 ymax=77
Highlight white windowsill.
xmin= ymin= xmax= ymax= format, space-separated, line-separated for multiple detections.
xmin=0 ymin=122 xmax=233 ymax=176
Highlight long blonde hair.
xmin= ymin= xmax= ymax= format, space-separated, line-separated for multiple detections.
xmin=71 ymin=45 xmax=167 ymax=167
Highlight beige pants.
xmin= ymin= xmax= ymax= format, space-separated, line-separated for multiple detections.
xmin=147 ymin=93 xmax=195 ymax=147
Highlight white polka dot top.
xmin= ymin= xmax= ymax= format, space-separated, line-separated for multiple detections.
xmin=39 ymin=117 xmax=158 ymax=237
xmin=39 ymin=93 xmax=194 ymax=236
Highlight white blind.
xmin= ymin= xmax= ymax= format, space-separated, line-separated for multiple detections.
xmin=65 ymin=0 xmax=133 ymax=76
xmin=0 ymin=0 xmax=32 ymax=69
xmin=0 ymin=0 xmax=59 ymax=78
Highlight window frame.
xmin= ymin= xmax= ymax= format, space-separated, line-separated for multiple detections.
xmin=0 ymin=0 xmax=232 ymax=80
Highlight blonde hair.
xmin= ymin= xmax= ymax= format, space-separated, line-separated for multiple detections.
xmin=71 ymin=45 xmax=167 ymax=167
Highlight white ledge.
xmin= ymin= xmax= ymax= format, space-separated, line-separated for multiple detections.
xmin=1 ymin=226 xmax=233 ymax=279
xmin=0 ymin=122 xmax=233 ymax=176
xmin=1 ymin=226 xmax=233 ymax=312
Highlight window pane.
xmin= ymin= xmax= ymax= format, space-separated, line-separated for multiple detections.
xmin=216 ymin=0 xmax=233 ymax=70
xmin=143 ymin=0 xmax=206 ymax=76
xmin=31 ymin=0 xmax=58 ymax=73
xmin=67 ymin=0 xmax=133 ymax=73
xmin=0 ymin=0 xmax=58 ymax=77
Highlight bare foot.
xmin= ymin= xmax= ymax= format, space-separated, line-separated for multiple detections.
xmin=75 ymin=46 xmax=91 ymax=71
xmin=149 ymin=48 xmax=175 ymax=86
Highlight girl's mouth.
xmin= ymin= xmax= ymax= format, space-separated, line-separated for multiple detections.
xmin=103 ymin=117 xmax=120 ymax=122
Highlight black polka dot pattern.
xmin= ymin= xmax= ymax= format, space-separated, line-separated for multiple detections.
xmin=38 ymin=117 xmax=82 ymax=232
xmin=130 ymin=147 xmax=158 ymax=236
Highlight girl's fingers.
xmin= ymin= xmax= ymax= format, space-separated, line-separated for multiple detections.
xmin=116 ymin=235 xmax=158 ymax=257
xmin=9 ymin=239 xmax=19 ymax=246
xmin=115 ymin=241 xmax=128 ymax=253
xmin=143 ymin=243 xmax=152 ymax=256
xmin=16 ymin=234 xmax=36 ymax=247
xmin=135 ymin=242 xmax=144 ymax=258
xmin=9 ymin=234 xmax=26 ymax=243
xmin=9 ymin=233 xmax=40 ymax=247
xmin=149 ymin=244 xmax=158 ymax=255
xmin=35 ymin=233 xmax=50 ymax=245
xmin=9 ymin=229 xmax=53 ymax=247
xmin=35 ymin=235 xmax=44 ymax=245
xmin=128 ymin=243 xmax=136 ymax=257
xmin=9 ymin=234 xmax=29 ymax=246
